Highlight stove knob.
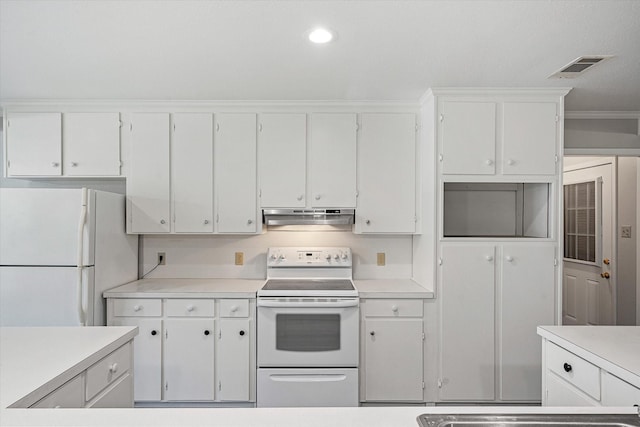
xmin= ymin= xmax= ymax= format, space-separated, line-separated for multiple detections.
xmin=341 ymin=253 xmax=348 ymax=260
xmin=270 ymin=254 xmax=277 ymax=261
xmin=278 ymin=254 xmax=286 ymax=261
xmin=334 ymin=254 xmax=340 ymax=260
xmin=325 ymin=254 xmax=332 ymax=261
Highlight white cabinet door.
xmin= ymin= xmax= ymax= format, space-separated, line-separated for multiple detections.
xmin=310 ymin=113 xmax=357 ymax=208
xmin=128 ymin=113 xmax=171 ymax=233
xmin=500 ymin=244 xmax=556 ymax=401
xmin=164 ymin=318 xmax=215 ymax=401
xmin=172 ymin=113 xmax=214 ymax=233
xmin=218 ymin=318 xmax=251 ymax=401
xmin=215 ymin=114 xmax=258 ymax=233
xmin=545 ymin=372 xmax=598 ymax=407
xmin=6 ymin=112 xmax=62 ymax=176
xmin=356 ymin=113 xmax=416 ymax=233
xmin=439 ymin=244 xmax=496 ymax=401
xmin=502 ymin=102 xmax=558 ymax=175
xmin=110 ymin=318 xmax=162 ymax=401
xmin=63 ymin=113 xmax=121 ymax=176
xmin=601 ymin=371 xmax=640 ymax=406
xmin=363 ymin=318 xmax=423 ymax=401
xmin=440 ymin=102 xmax=496 ymax=175
xmin=258 ymin=114 xmax=306 ymax=208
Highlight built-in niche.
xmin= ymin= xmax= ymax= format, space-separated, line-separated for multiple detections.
xmin=443 ymin=182 xmax=550 ymax=238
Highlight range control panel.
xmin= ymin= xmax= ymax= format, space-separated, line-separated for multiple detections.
xmin=267 ymin=247 xmax=352 ymax=267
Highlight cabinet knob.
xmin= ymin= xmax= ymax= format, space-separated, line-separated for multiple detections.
xmin=160 ymin=219 xmax=166 ymax=225
xmin=247 ymin=219 xmax=253 ymax=225
xmin=365 ymin=220 xmax=371 ymax=225
xmin=51 ymin=162 xmax=59 ymax=167
xmin=507 ymin=159 xmax=515 ymax=166
xmin=505 ymin=256 xmax=513 ymax=262
xmin=315 ymin=195 xmax=321 ymax=200
xmin=563 ymin=363 xmax=572 ymax=373
xmin=485 ymin=159 xmax=494 ymax=166
xmin=296 ymin=195 xmax=304 ymax=201
xmin=109 ymin=363 xmax=119 ymax=373
xmin=186 ymin=304 xmax=195 ymax=312
xmin=485 ymin=255 xmax=493 ymax=262
xmin=133 ymin=305 xmax=142 ymax=312
xmin=370 ymin=331 xmax=375 ymax=336
xmin=151 ymin=330 xmax=158 ymax=336
xmin=239 ymin=330 xmax=245 ymax=336
xmin=71 ymin=162 xmax=78 ymax=167
xmin=204 ymin=330 xmax=211 ymax=336
xmin=230 ymin=305 xmax=238 ymax=312
xmin=391 ymin=305 xmax=399 ymax=313
xmin=204 ymin=219 xmax=209 ymax=225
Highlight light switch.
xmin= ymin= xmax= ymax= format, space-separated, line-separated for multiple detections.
xmin=377 ymin=252 xmax=386 ymax=266
xmin=235 ymin=252 xmax=244 ymax=265
xmin=621 ymin=226 xmax=632 ymax=238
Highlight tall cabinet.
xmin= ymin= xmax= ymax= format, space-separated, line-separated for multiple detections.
xmin=423 ymin=88 xmax=571 ymax=404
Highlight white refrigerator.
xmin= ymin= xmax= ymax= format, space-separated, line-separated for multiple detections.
xmin=0 ymin=188 xmax=138 ymax=326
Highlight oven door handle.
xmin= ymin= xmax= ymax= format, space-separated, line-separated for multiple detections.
xmin=268 ymin=374 xmax=348 ymax=383
xmin=257 ymin=299 xmax=359 ymax=308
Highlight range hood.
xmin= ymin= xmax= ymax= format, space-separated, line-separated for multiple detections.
xmin=263 ymin=209 xmax=355 ymax=226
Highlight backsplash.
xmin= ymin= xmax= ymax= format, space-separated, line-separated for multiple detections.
xmin=140 ymin=231 xmax=413 ymax=280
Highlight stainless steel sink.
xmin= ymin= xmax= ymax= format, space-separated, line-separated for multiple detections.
xmin=417 ymin=414 xmax=640 ymax=427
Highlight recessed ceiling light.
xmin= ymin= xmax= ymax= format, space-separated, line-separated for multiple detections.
xmin=308 ymin=28 xmax=334 ymax=44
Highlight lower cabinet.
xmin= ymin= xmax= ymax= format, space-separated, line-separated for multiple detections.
xmin=106 ymin=297 xmax=255 ymax=404
xmin=30 ymin=342 xmax=134 ymax=408
xmin=360 ymin=299 xmax=425 ymax=402
xmin=543 ymin=340 xmax=640 ymax=407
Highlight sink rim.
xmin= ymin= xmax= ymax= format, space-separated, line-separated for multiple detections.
xmin=416 ymin=413 xmax=640 ymax=427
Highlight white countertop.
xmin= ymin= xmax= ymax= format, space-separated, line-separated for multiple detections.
xmin=537 ymin=325 xmax=640 ymax=388
xmin=354 ymin=279 xmax=434 ymax=298
xmin=1 ymin=405 xmax=638 ymax=427
xmin=103 ymin=278 xmax=264 ymax=298
xmin=0 ymin=326 xmax=138 ymax=409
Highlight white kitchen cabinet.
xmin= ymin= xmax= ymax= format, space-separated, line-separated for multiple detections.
xmin=360 ymin=299 xmax=425 ymax=402
xmin=63 ymin=112 xmax=121 ymax=176
xmin=128 ymin=113 xmax=171 ymax=233
xmin=355 ymin=113 xmax=416 ymax=233
xmin=215 ymin=113 xmax=259 ymax=233
xmin=258 ymin=113 xmax=307 ymax=208
xmin=218 ymin=318 xmax=251 ymax=401
xmin=601 ymin=371 xmax=640 ymax=407
xmin=439 ymin=102 xmax=496 ymax=175
xmin=164 ymin=318 xmax=215 ymax=401
xmin=438 ymin=243 xmax=556 ymax=402
xmin=5 ymin=112 xmax=62 ymax=176
xmin=110 ymin=317 xmax=162 ymax=401
xmin=309 ymin=113 xmax=357 ymax=208
xmin=172 ymin=113 xmax=214 ymax=233
xmin=31 ymin=375 xmax=84 ymax=408
xmin=439 ymin=244 xmax=496 ymax=401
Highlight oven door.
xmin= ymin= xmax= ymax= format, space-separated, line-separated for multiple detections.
xmin=257 ymin=298 xmax=359 ymax=367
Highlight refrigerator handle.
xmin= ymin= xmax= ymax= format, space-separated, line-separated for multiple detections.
xmin=76 ymin=188 xmax=89 ymax=326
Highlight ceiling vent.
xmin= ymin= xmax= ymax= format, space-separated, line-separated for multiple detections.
xmin=549 ymin=55 xmax=613 ymax=79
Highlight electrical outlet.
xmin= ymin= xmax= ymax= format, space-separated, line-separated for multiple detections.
xmin=376 ymin=252 xmax=386 ymax=266
xmin=157 ymin=252 xmax=166 ymax=265
xmin=235 ymin=252 xmax=244 ymax=266
xmin=621 ymin=226 xmax=632 ymax=238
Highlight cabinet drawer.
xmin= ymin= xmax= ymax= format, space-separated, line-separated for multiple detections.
xmin=546 ymin=342 xmax=600 ymax=400
xmin=601 ymin=370 xmax=640 ymax=406
xmin=220 ymin=299 xmax=249 ymax=317
xmin=31 ymin=375 xmax=84 ymax=408
xmin=165 ymin=299 xmax=215 ymax=317
xmin=87 ymin=373 xmax=133 ymax=408
xmin=85 ymin=342 xmax=132 ymax=401
xmin=112 ymin=299 xmax=161 ymax=317
xmin=364 ymin=299 xmax=423 ymax=317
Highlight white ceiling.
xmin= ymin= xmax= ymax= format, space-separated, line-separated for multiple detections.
xmin=1 ymin=0 xmax=639 ymax=111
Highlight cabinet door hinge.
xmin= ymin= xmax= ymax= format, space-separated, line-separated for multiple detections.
xmin=356 ymin=123 xmax=360 ymax=132
xmin=439 ymin=114 xmax=444 ymax=122
xmin=438 ymin=257 xmax=443 ymax=266
xmin=165 ymin=382 xmax=169 ymax=391
xmin=118 ymin=120 xmax=123 ymax=128
xmin=554 ymin=258 xmax=558 ymax=267
xmin=7 ymin=160 xmax=10 ymax=168
xmin=259 ymin=189 xmax=262 ymax=198
xmin=218 ymin=330 xmax=222 ymax=339
xmin=218 ymin=380 xmax=222 ymax=391
xmin=414 ymin=216 xmax=417 ymax=223
xmin=555 ymin=115 xmax=559 ymax=123
xmin=555 ymin=155 xmax=559 ymax=163
xmin=165 ymin=330 xmax=168 ymax=339
xmin=356 ymin=190 xmax=359 ymax=198
xmin=216 ymin=123 xmax=220 ymax=132
xmin=422 ymin=381 xmax=425 ymax=390
xmin=216 ymin=214 xmax=219 ymax=223
xmin=130 ymin=123 xmax=133 ymax=132
xmin=259 ymin=123 xmax=263 ymax=132
xmin=173 ymin=123 xmax=176 ymax=132
xmin=422 ymin=332 xmax=425 ymax=341
xmin=437 ymin=379 xmax=443 ymax=388
xmin=438 ymin=154 xmax=443 ymax=162
xmin=118 ymin=160 xmax=123 ymax=167
xmin=6 ymin=119 xmax=10 ymax=127
xmin=415 ymin=124 xmax=419 ymax=132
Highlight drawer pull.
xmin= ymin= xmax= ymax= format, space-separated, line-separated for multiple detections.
xmin=109 ymin=363 xmax=119 ymax=373
xmin=391 ymin=305 xmax=399 ymax=313
xmin=230 ymin=305 xmax=238 ymax=313
xmin=370 ymin=331 xmax=375 ymax=336
xmin=239 ymin=330 xmax=245 ymax=336
xmin=186 ymin=304 xmax=195 ymax=312
xmin=563 ymin=362 xmax=572 ymax=373
xmin=204 ymin=330 xmax=211 ymax=336
xmin=151 ymin=330 xmax=158 ymax=336
xmin=133 ymin=305 xmax=142 ymax=312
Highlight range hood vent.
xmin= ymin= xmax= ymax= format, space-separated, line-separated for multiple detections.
xmin=549 ymin=55 xmax=613 ymax=79
xmin=263 ymin=209 xmax=355 ymax=226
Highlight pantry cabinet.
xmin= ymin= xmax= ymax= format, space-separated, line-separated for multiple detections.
xmin=355 ymin=113 xmax=416 ymax=233
xmin=128 ymin=113 xmax=171 ymax=233
xmin=360 ymin=299 xmax=425 ymax=402
xmin=215 ymin=113 xmax=258 ymax=233
xmin=5 ymin=112 xmax=62 ymax=176
xmin=106 ymin=295 xmax=255 ymax=404
xmin=171 ymin=113 xmax=214 ymax=233
xmin=258 ymin=113 xmax=307 ymax=208
xmin=438 ymin=243 xmax=556 ymax=402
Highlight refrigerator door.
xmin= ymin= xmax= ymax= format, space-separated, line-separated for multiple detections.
xmin=0 ymin=188 xmax=95 ymax=266
xmin=0 ymin=266 xmax=95 ymax=326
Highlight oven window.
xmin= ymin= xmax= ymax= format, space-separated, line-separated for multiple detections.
xmin=276 ymin=314 xmax=340 ymax=352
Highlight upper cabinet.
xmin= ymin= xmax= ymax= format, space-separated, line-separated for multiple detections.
xmin=215 ymin=113 xmax=258 ymax=233
xmin=5 ymin=112 xmax=121 ymax=177
xmin=355 ymin=113 xmax=417 ymax=234
xmin=436 ymin=90 xmax=568 ymax=177
xmin=309 ymin=113 xmax=357 ymax=208
xmin=258 ymin=114 xmax=307 ymax=208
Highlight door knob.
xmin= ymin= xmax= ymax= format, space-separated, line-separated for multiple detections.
xmin=603 ymin=258 xmax=610 ymax=265
xmin=601 ymin=272 xmax=610 ymax=279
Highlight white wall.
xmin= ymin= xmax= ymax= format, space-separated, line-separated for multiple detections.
xmin=617 ymin=157 xmax=637 ymax=325
xmin=140 ymin=231 xmax=413 ymax=280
